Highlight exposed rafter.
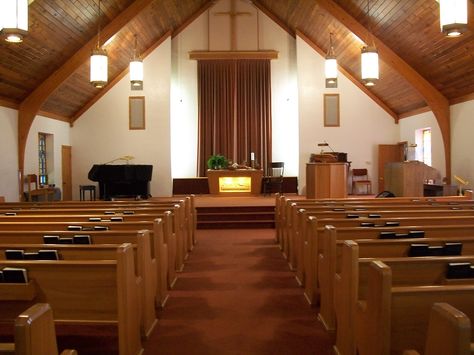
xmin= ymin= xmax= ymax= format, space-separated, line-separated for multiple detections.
xmin=296 ymin=30 xmax=398 ymax=121
xmin=316 ymin=0 xmax=451 ymax=182
xmin=17 ymin=0 xmax=155 ymax=175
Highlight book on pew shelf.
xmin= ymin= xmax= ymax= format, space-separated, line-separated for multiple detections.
xmin=58 ymin=237 xmax=73 ymax=244
xmin=385 ymin=221 xmax=400 ymax=227
xmin=332 ymin=208 xmax=345 ymax=212
xmin=444 ymin=242 xmax=462 ymax=256
xmin=360 ymin=222 xmax=375 ymax=227
xmin=395 ymin=233 xmax=410 ymax=238
xmin=354 ymin=208 xmax=367 ymax=211
xmin=368 ymin=214 xmax=381 ymax=218
xmin=104 ymin=211 xmax=116 ymax=215
xmin=73 ymin=235 xmax=91 ymax=245
xmin=428 ymin=245 xmax=444 ymax=256
xmin=4 ymin=212 xmax=16 ymax=216
xmin=346 ymin=214 xmax=360 ymax=219
xmin=23 ymin=252 xmax=39 ymax=260
xmin=5 ymin=250 xmax=25 ymax=260
xmin=67 ymin=225 xmax=82 ymax=231
xmin=379 ymin=231 xmax=397 ymax=239
xmin=110 ymin=217 xmax=123 ymax=222
xmin=408 ymin=244 xmax=430 ymax=257
xmin=81 ymin=226 xmax=94 ymax=231
xmin=408 ymin=230 xmax=425 ymax=238
xmin=43 ymin=235 xmax=60 ymax=244
xmin=447 ymin=262 xmax=472 ymax=279
xmin=0 ymin=271 xmax=3 ymax=283
xmin=94 ymin=225 xmax=109 ymax=231
xmin=88 ymin=217 xmax=102 ymax=222
xmin=2 ymin=267 xmax=28 ymax=283
xmin=38 ymin=250 xmax=59 ymax=260
xmin=451 ymin=207 xmax=462 ymax=210
xmin=123 ymin=211 xmax=135 ymax=215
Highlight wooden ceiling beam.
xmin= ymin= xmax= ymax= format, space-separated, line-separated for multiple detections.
xmin=296 ymin=30 xmax=398 ymax=121
xmin=17 ymin=0 xmax=155 ymax=176
xmin=316 ymin=0 xmax=451 ymax=182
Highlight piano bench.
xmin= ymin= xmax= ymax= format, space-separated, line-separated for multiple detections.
xmin=79 ymin=185 xmax=96 ymax=201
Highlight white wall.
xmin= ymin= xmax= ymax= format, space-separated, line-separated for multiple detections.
xmin=296 ymin=35 xmax=399 ymax=194
xmin=399 ymin=110 xmax=446 ymax=180
xmin=72 ymin=38 xmax=172 ymax=199
xmin=0 ymin=107 xmax=19 ymax=201
xmin=170 ymin=0 xmax=299 ymax=178
xmin=451 ymin=100 xmax=474 ymax=190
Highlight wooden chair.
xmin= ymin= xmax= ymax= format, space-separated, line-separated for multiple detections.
xmin=352 ymin=168 xmax=372 ymax=194
xmin=262 ymin=162 xmax=284 ymax=195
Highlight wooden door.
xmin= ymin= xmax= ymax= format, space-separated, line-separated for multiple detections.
xmin=378 ymin=144 xmax=403 ymax=193
xmin=61 ymin=145 xmax=72 ymax=200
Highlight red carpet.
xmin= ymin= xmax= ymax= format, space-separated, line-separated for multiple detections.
xmin=144 ymin=229 xmax=334 ymax=355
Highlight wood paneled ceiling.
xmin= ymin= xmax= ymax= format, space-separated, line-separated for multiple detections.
xmin=1 ymin=0 xmax=474 ymax=122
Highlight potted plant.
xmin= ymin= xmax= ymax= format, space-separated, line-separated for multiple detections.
xmin=207 ymin=154 xmax=228 ymax=170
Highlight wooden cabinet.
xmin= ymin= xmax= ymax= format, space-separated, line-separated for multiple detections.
xmin=384 ymin=161 xmax=440 ymax=197
xmin=306 ymin=163 xmax=348 ymax=198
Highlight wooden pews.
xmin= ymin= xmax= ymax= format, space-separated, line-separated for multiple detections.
xmin=0 ymin=303 xmax=77 ymax=355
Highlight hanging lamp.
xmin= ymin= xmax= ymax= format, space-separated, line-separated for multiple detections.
xmin=439 ymin=0 xmax=468 ymax=37
xmin=325 ymin=32 xmax=338 ymax=88
xmin=360 ymin=0 xmax=379 ymax=87
xmin=130 ymin=34 xmax=144 ymax=89
xmin=1 ymin=0 xmax=28 ymax=43
xmin=90 ymin=0 xmax=108 ymax=88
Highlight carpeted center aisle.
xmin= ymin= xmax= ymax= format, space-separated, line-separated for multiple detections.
xmin=144 ymin=229 xmax=334 ymax=355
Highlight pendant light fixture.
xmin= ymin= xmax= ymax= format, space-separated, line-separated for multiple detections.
xmin=0 ymin=0 xmax=28 ymax=43
xmin=130 ymin=34 xmax=144 ymax=90
xmin=90 ymin=0 xmax=108 ymax=88
xmin=439 ymin=0 xmax=468 ymax=37
xmin=325 ymin=32 xmax=338 ymax=88
xmin=360 ymin=0 xmax=379 ymax=87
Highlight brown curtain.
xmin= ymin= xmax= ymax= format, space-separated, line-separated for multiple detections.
xmin=197 ymin=59 xmax=272 ymax=176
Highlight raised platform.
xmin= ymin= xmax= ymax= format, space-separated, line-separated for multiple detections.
xmin=172 ymin=177 xmax=298 ymax=195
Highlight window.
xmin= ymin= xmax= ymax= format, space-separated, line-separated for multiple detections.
xmin=415 ymin=127 xmax=432 ymax=166
xmin=38 ymin=133 xmax=48 ymax=185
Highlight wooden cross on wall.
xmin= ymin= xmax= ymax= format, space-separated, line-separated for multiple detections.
xmin=214 ymin=0 xmax=252 ymax=50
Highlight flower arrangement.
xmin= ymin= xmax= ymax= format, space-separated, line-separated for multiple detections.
xmin=207 ymin=154 xmax=228 ymax=170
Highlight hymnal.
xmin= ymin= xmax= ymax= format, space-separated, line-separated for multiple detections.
xmin=385 ymin=221 xmax=400 ymax=227
xmin=427 ymin=245 xmax=444 ymax=256
xmin=4 ymin=212 xmax=16 ymax=216
xmin=354 ymin=208 xmax=367 ymax=211
xmin=94 ymin=226 xmax=109 ymax=231
xmin=23 ymin=252 xmax=39 ymax=260
xmin=368 ymin=214 xmax=381 ymax=218
xmin=379 ymin=231 xmax=396 ymax=239
xmin=104 ymin=211 xmax=116 ymax=215
xmin=408 ymin=230 xmax=425 ymax=238
xmin=2 ymin=267 xmax=28 ymax=283
xmin=43 ymin=235 xmax=60 ymax=244
xmin=0 ymin=271 xmax=3 ymax=282
xmin=73 ymin=235 xmax=92 ymax=244
xmin=446 ymin=262 xmax=472 ymax=279
xmin=81 ymin=226 xmax=95 ymax=231
xmin=58 ymin=237 xmax=73 ymax=244
xmin=38 ymin=250 xmax=59 ymax=260
xmin=67 ymin=225 xmax=82 ymax=231
xmin=346 ymin=214 xmax=359 ymax=219
xmin=332 ymin=208 xmax=345 ymax=212
xmin=89 ymin=217 xmax=102 ymax=222
xmin=110 ymin=217 xmax=123 ymax=222
xmin=123 ymin=211 xmax=135 ymax=215
xmin=360 ymin=222 xmax=375 ymax=227
xmin=408 ymin=244 xmax=429 ymax=257
xmin=444 ymin=242 xmax=462 ymax=256
xmin=5 ymin=250 xmax=25 ymax=260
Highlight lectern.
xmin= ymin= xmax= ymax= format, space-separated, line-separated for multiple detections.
xmin=306 ymin=162 xmax=347 ymax=198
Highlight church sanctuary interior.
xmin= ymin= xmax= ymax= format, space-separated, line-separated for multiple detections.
xmin=1 ymin=0 xmax=474 ymax=354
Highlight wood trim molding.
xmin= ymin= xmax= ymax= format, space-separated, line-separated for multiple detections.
xmin=450 ymin=92 xmax=474 ymax=106
xmin=37 ymin=110 xmax=71 ymax=124
xmin=17 ymin=0 xmax=154 ymax=173
xmin=0 ymin=97 xmax=19 ymax=110
xmin=316 ymin=0 xmax=451 ymax=182
xmin=296 ymin=30 xmax=398 ymax=121
xmin=189 ymin=50 xmax=278 ymax=60
xmin=72 ymin=31 xmax=171 ymax=123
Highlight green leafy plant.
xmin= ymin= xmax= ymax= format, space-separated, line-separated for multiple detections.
xmin=207 ymin=154 xmax=228 ymax=170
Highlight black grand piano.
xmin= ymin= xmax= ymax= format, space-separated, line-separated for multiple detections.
xmin=88 ymin=164 xmax=153 ymax=200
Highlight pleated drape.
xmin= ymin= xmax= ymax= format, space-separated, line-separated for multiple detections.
xmin=197 ymin=59 xmax=272 ymax=177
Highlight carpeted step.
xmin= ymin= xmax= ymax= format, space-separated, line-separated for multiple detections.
xmin=196 ymin=205 xmax=275 ymax=229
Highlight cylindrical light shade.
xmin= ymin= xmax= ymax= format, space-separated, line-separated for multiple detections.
xmin=1 ymin=0 xmax=28 ymax=43
xmin=90 ymin=48 xmax=108 ymax=88
xmin=130 ymin=59 xmax=143 ymax=87
xmin=325 ymin=56 xmax=338 ymax=84
xmin=439 ymin=0 xmax=468 ymax=37
xmin=361 ymin=46 xmax=379 ymax=86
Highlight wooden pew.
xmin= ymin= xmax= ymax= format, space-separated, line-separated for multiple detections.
xmin=0 ymin=303 xmax=77 ymax=355
xmin=0 ymin=216 xmax=178 ymax=290
xmin=0 ymin=244 xmax=142 ymax=355
xmin=0 ymin=236 xmax=158 ymax=338
xmin=328 ymin=238 xmax=474 ymax=355
xmin=403 ymin=302 xmax=472 ymax=355
xmin=304 ymin=219 xmax=474 ymax=306
xmin=0 ymin=220 xmax=169 ymax=309
xmin=354 ymin=261 xmax=474 ymax=355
